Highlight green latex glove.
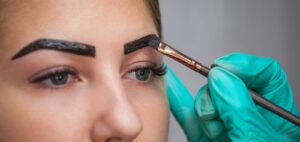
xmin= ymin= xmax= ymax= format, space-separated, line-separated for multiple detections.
xmin=165 ymin=52 xmax=300 ymax=142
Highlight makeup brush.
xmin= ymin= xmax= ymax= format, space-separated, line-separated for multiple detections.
xmin=124 ymin=34 xmax=300 ymax=127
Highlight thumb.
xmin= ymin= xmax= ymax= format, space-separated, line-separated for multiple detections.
xmin=208 ymin=67 xmax=279 ymax=141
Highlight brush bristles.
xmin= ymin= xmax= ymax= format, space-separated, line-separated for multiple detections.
xmin=124 ymin=34 xmax=160 ymax=55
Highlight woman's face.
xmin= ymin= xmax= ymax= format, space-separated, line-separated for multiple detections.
xmin=0 ymin=0 xmax=169 ymax=141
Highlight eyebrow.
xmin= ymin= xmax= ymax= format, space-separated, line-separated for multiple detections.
xmin=11 ymin=39 xmax=96 ymax=60
xmin=124 ymin=34 xmax=160 ymax=55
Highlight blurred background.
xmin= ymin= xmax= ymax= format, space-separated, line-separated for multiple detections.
xmin=159 ymin=0 xmax=300 ymax=141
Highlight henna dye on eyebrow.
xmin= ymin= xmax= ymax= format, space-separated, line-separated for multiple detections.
xmin=11 ymin=39 xmax=96 ymax=60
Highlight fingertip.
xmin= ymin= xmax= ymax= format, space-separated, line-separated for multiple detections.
xmin=208 ymin=67 xmax=241 ymax=89
xmin=213 ymin=52 xmax=245 ymax=66
xmin=202 ymin=120 xmax=226 ymax=139
xmin=195 ymin=85 xmax=217 ymax=120
xmin=195 ymin=86 xmax=226 ymax=139
xmin=208 ymin=67 xmax=232 ymax=86
xmin=207 ymin=67 xmax=252 ymax=111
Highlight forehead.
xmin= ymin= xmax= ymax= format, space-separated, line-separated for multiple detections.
xmin=0 ymin=0 xmax=156 ymax=60
xmin=0 ymin=0 xmax=152 ymax=22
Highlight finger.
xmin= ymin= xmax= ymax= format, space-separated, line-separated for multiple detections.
xmin=164 ymin=66 xmax=204 ymax=142
xmin=195 ymin=85 xmax=216 ymax=120
xmin=213 ymin=52 xmax=300 ymax=129
xmin=213 ymin=52 xmax=289 ymax=96
xmin=195 ymin=85 xmax=225 ymax=139
xmin=208 ymin=67 xmax=277 ymax=141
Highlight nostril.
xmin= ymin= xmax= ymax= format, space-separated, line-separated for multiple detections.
xmin=106 ymin=137 xmax=121 ymax=142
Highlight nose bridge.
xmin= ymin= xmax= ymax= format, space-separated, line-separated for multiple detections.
xmin=91 ymin=73 xmax=142 ymax=141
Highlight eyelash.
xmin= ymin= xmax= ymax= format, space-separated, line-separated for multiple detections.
xmin=29 ymin=66 xmax=80 ymax=89
xmin=125 ymin=63 xmax=166 ymax=83
xmin=29 ymin=63 xmax=167 ymax=89
xmin=127 ymin=64 xmax=167 ymax=77
xmin=30 ymin=68 xmax=77 ymax=83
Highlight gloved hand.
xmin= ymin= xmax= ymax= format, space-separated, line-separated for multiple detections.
xmin=165 ymin=52 xmax=300 ymax=142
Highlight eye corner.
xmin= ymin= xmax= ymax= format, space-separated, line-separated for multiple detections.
xmin=152 ymin=64 xmax=167 ymax=76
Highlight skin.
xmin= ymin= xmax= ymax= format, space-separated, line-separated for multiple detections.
xmin=0 ymin=0 xmax=169 ymax=142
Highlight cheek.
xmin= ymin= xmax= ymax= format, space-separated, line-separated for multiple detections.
xmin=125 ymin=78 xmax=169 ymax=141
xmin=0 ymin=85 xmax=91 ymax=142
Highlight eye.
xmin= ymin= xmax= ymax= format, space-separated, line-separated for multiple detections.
xmin=42 ymin=72 xmax=72 ymax=86
xmin=127 ymin=67 xmax=153 ymax=82
xmin=30 ymin=66 xmax=80 ymax=89
xmin=125 ymin=63 xmax=167 ymax=82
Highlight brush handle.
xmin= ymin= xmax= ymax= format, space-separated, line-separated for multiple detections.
xmin=158 ymin=43 xmax=300 ymax=127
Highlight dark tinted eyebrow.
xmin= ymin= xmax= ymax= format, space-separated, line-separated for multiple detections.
xmin=11 ymin=39 xmax=96 ymax=60
xmin=124 ymin=34 xmax=160 ymax=55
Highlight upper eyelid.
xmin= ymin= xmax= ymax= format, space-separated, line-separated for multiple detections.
xmin=122 ymin=61 xmax=157 ymax=72
xmin=123 ymin=62 xmax=166 ymax=77
xmin=29 ymin=66 xmax=78 ymax=83
xmin=30 ymin=70 xmax=76 ymax=83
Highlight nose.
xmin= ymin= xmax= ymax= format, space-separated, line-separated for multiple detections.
xmin=91 ymin=82 xmax=142 ymax=142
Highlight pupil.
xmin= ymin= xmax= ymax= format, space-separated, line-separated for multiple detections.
xmin=51 ymin=73 xmax=68 ymax=85
xmin=136 ymin=69 xmax=150 ymax=81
